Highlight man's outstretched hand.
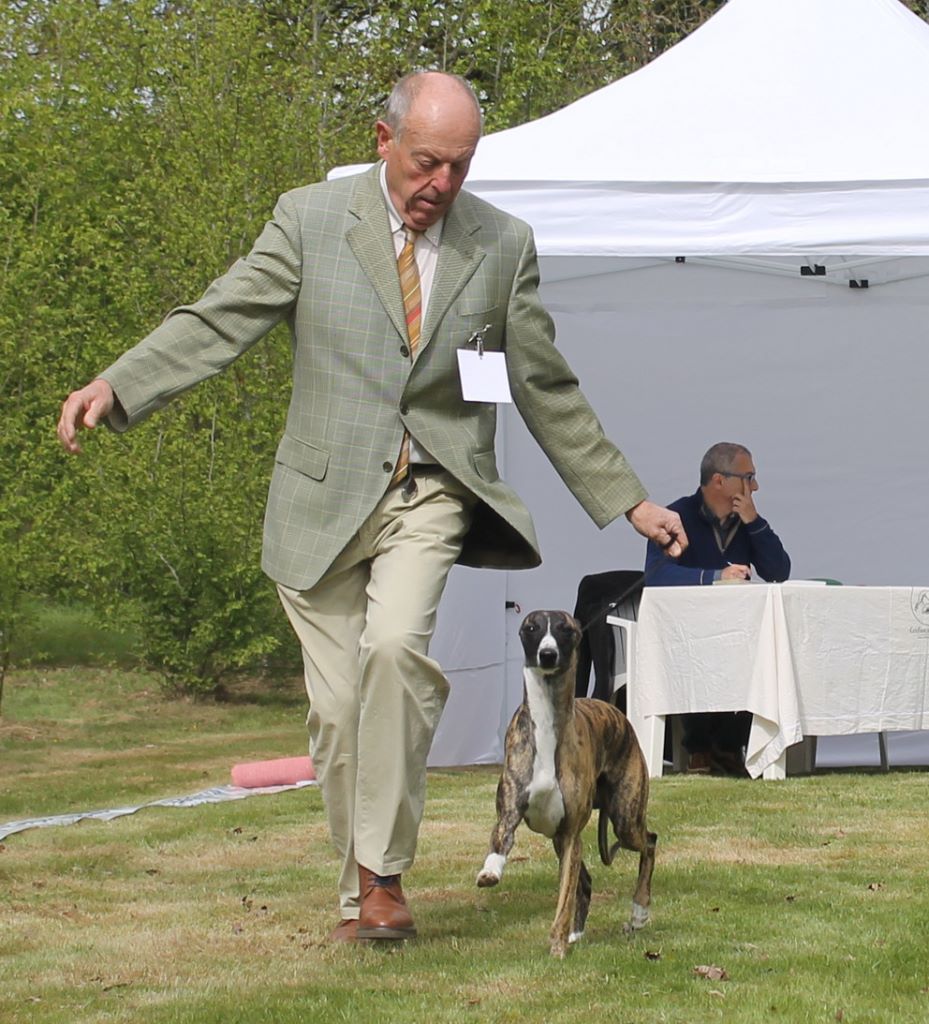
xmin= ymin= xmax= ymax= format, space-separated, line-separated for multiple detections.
xmin=626 ymin=500 xmax=688 ymax=559
xmin=57 ymin=379 xmax=114 ymax=454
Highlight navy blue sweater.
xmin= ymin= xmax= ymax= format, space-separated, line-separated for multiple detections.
xmin=645 ymin=489 xmax=791 ymax=586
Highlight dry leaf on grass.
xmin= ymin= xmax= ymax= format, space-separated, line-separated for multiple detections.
xmin=868 ymin=882 xmax=885 ymax=891
xmin=693 ymin=964 xmax=729 ymax=981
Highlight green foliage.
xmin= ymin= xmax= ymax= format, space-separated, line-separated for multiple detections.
xmin=1 ymin=0 xmax=926 ymax=694
xmin=1 ymin=0 xmax=312 ymax=693
xmin=90 ymin=375 xmax=298 ymax=694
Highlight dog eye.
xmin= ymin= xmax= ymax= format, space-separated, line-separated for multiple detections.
xmin=523 ymin=622 xmax=539 ymax=634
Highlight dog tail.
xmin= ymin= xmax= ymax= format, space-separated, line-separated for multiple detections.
xmin=597 ymin=807 xmax=622 ymax=866
xmin=599 ymin=812 xmax=659 ymax=866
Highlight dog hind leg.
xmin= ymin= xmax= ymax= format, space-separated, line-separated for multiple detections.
xmin=623 ymin=829 xmax=657 ymax=934
xmin=569 ymin=858 xmax=592 ymax=945
xmin=602 ymin=783 xmax=657 ymax=934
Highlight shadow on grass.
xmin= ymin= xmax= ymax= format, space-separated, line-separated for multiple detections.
xmin=12 ymin=599 xmax=140 ymax=669
xmin=10 ymin=600 xmax=305 ymax=710
xmin=214 ymin=672 xmax=306 ymax=709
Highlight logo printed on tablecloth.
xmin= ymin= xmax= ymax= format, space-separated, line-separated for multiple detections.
xmin=909 ymin=588 xmax=929 ymax=628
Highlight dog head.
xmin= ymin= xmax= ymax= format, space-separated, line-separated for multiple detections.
xmin=519 ymin=610 xmax=581 ymax=673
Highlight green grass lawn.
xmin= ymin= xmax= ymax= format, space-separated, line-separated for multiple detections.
xmin=2 ymin=667 xmax=928 ymax=1023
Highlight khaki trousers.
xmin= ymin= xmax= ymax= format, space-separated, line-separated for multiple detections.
xmin=276 ymin=468 xmax=475 ymax=918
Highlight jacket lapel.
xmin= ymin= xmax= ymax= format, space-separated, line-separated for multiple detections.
xmin=345 ymin=167 xmax=408 ymax=342
xmin=422 ymin=197 xmax=485 ymax=351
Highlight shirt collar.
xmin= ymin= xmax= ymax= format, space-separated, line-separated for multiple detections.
xmin=378 ymin=162 xmax=443 ymax=247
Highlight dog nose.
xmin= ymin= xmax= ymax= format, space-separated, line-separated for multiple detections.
xmin=538 ymin=649 xmax=559 ymax=669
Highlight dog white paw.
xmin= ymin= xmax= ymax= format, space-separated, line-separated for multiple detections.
xmin=476 ymin=853 xmax=505 ymax=887
xmin=568 ymin=929 xmax=584 ymax=945
xmin=623 ymin=902 xmax=650 ymax=933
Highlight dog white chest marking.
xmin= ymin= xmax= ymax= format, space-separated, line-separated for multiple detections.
xmin=522 ymin=642 xmax=565 ymax=838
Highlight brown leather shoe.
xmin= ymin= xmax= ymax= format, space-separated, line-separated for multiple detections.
xmin=328 ymin=918 xmax=359 ymax=943
xmin=710 ymin=746 xmax=750 ymax=778
xmin=687 ymin=751 xmax=712 ymax=774
xmin=356 ymin=864 xmax=416 ymax=940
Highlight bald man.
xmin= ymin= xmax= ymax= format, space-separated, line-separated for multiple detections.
xmin=59 ymin=71 xmax=686 ymax=942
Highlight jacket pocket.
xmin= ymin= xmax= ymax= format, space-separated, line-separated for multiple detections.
xmin=473 ymin=449 xmax=500 ymax=483
xmin=275 ymin=434 xmax=329 ymax=481
xmin=457 ymin=294 xmax=498 ymax=316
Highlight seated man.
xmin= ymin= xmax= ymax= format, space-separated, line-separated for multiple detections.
xmin=644 ymin=441 xmax=791 ymax=775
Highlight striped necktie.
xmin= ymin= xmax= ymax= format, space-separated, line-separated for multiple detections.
xmin=392 ymin=228 xmax=421 ymax=485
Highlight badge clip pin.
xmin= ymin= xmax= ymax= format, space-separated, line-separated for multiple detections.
xmin=467 ymin=324 xmax=493 ymax=358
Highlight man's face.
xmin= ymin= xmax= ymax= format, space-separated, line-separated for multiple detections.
xmin=717 ymin=451 xmax=759 ymax=512
xmin=376 ymin=83 xmax=481 ymax=231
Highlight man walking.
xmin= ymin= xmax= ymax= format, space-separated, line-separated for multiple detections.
xmin=59 ymin=71 xmax=686 ymax=942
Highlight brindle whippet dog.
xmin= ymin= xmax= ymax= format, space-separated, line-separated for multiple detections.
xmin=477 ymin=610 xmax=656 ymax=958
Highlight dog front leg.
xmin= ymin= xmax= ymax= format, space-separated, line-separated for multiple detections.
xmin=476 ymin=774 xmax=525 ymax=888
xmin=550 ymin=833 xmax=583 ymax=958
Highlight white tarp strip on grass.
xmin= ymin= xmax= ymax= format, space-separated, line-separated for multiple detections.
xmin=0 ymin=781 xmax=317 ymax=843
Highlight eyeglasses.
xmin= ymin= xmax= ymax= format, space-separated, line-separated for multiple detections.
xmin=719 ymin=471 xmax=756 ymax=483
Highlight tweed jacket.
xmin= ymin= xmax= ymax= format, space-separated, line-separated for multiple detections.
xmin=101 ymin=165 xmax=647 ymax=591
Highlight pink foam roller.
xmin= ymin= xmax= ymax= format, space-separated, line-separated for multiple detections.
xmin=231 ymin=756 xmax=315 ymax=788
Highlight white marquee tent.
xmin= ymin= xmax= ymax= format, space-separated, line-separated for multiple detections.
xmin=339 ymin=0 xmax=929 ymax=766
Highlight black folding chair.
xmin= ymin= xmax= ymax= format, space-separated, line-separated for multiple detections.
xmin=572 ymin=569 xmax=645 ymax=708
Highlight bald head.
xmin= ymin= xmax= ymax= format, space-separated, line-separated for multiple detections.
xmin=376 ymin=72 xmax=483 ymax=230
xmin=384 ymin=71 xmax=483 ymax=139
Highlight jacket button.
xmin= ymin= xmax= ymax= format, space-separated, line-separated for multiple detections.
xmin=400 ymin=403 xmax=409 ymax=415
xmin=400 ymin=344 xmax=410 ymax=358
xmin=382 ymin=461 xmax=393 ymax=473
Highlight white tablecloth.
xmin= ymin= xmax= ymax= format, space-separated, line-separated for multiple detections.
xmin=629 ymin=583 xmax=929 ymax=777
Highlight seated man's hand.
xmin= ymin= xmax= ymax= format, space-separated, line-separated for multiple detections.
xmin=731 ymin=485 xmax=758 ymax=524
xmin=626 ymin=500 xmax=688 ymax=559
xmin=721 ymin=563 xmax=751 ymax=581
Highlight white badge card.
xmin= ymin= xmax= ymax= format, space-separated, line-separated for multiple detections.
xmin=457 ymin=349 xmax=512 ymax=403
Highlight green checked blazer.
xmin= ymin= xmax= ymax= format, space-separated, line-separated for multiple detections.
xmin=101 ymin=164 xmax=647 ymax=591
